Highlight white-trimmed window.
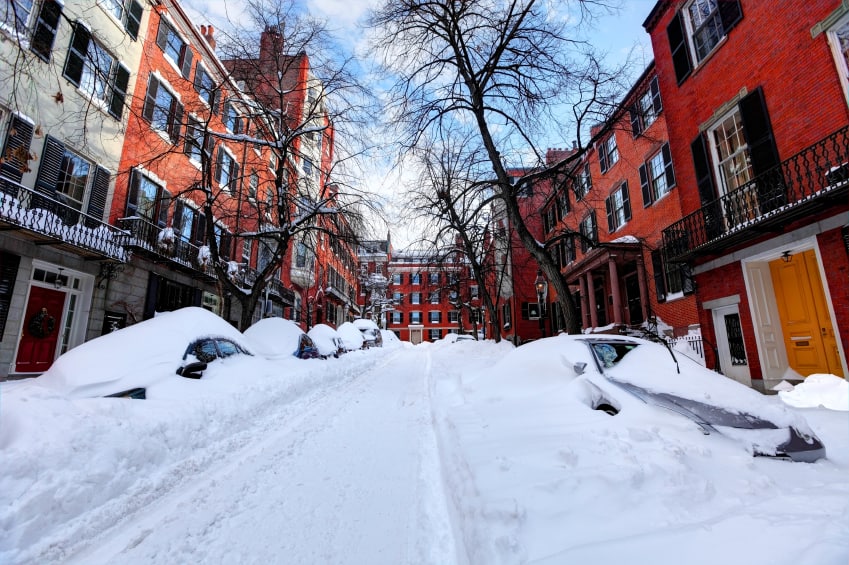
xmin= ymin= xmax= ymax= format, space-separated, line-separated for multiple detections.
xmin=2 ymin=0 xmax=34 ymax=34
xmin=710 ymin=109 xmax=752 ymax=194
xmin=574 ymin=163 xmax=592 ymax=200
xmin=215 ymin=145 xmax=239 ymax=193
xmin=428 ymin=329 xmax=442 ymax=341
xmin=193 ymin=63 xmax=217 ymax=108
xmin=598 ymin=134 xmax=619 ymax=173
xmin=4 ymin=0 xmax=63 ymax=61
xmin=579 ymin=212 xmax=597 ymax=252
xmin=470 ymin=285 xmax=479 ymax=298
xmin=428 ymin=272 xmax=439 ymax=285
xmin=639 ymin=143 xmax=676 ymax=206
xmin=155 ymin=16 xmax=192 ymax=78
xmin=104 ymin=0 xmax=143 ymax=40
xmin=391 ymin=273 xmax=402 ymax=285
xmin=223 ymin=102 xmax=242 ymax=133
xmin=55 ymin=147 xmax=92 ymax=211
xmin=630 ymin=76 xmax=662 ymax=136
xmin=428 ymin=311 xmax=441 ymax=324
xmin=391 ymin=311 xmax=403 ymax=324
xmin=410 ymin=292 xmax=421 ymax=305
xmin=686 ymin=0 xmax=724 ymax=62
xmin=64 ymin=25 xmax=130 ymax=119
xmin=667 ymin=0 xmax=742 ymax=83
xmin=126 ymin=168 xmax=171 ymax=226
xmin=429 ymin=291 xmax=439 ymax=304
xmin=142 ymin=74 xmax=182 ymax=142
xmin=448 ymin=310 xmax=459 ymax=323
xmin=241 ymin=239 xmax=252 ymax=262
xmin=605 ymin=182 xmax=631 ymax=233
xmin=410 ymin=311 xmax=422 ymax=324
xmin=248 ymin=170 xmax=258 ymax=200
xmin=411 ymin=273 xmax=421 ymax=285
xmin=827 ymin=14 xmax=849 ymax=108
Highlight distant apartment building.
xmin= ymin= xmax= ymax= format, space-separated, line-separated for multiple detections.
xmin=645 ymin=0 xmax=848 ymax=389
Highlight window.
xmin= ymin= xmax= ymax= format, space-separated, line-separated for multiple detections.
xmin=127 ymin=169 xmax=170 ymax=226
xmin=605 ymin=183 xmax=631 ymax=233
xmin=711 ymin=109 xmax=752 ymax=194
xmin=34 ymin=135 xmax=111 ymax=223
xmin=64 ymin=25 xmax=130 ymax=119
xmin=214 ymin=224 xmax=232 ymax=260
xmin=630 ymin=76 xmax=662 ymax=136
xmin=410 ymin=311 xmax=422 ymax=324
xmin=651 ymin=249 xmax=693 ymax=303
xmin=172 ymin=200 xmax=204 ymax=246
xmin=574 ymin=163 xmax=592 ymax=200
xmin=556 ymin=190 xmax=570 ymax=220
xmin=522 ymin=302 xmax=540 ymax=320
xmin=215 ymin=146 xmax=239 ymax=193
xmin=241 ymin=238 xmax=251 ymax=262
xmin=667 ymin=0 xmax=742 ymax=83
xmin=428 ymin=329 xmax=442 ymax=341
xmin=391 ymin=311 xmax=403 ymax=324
xmin=428 ymin=311 xmax=441 ymax=324
xmin=142 ymin=74 xmax=182 ymax=142
xmin=828 ymin=16 xmax=849 ymax=107
xmin=448 ymin=310 xmax=459 ymax=323
xmin=193 ymin=64 xmax=218 ymax=110
xmin=469 ymin=308 xmax=482 ymax=324
xmin=501 ymin=303 xmax=511 ymax=328
xmin=428 ymin=272 xmax=439 ymax=285
xmin=2 ymin=0 xmax=34 ymax=35
xmin=391 ymin=273 xmax=402 ymax=285
xmin=411 ymin=273 xmax=421 ymax=285
xmin=542 ymin=204 xmax=556 ymax=234
xmin=579 ymin=212 xmax=597 ymax=252
xmin=598 ymin=134 xmax=619 ymax=173
xmin=222 ymin=103 xmax=242 ymax=133
xmin=30 ymin=0 xmax=62 ymax=60
xmin=295 ymin=241 xmax=308 ymax=268
xmin=470 ymin=285 xmax=478 ymax=298
xmin=183 ymin=115 xmax=206 ymax=161
xmin=429 ymin=291 xmax=439 ymax=304
xmin=248 ymin=170 xmax=258 ymax=200
xmin=392 ymin=291 xmax=402 ymax=302
xmin=410 ymin=292 xmax=421 ymax=305
xmin=639 ymin=144 xmax=676 ymax=207
xmin=155 ymin=17 xmax=193 ymax=78
xmin=449 ymin=290 xmax=458 ymax=302
xmin=105 ymin=0 xmax=143 ymax=40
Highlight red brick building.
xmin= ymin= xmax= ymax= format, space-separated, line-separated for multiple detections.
xmin=645 ymin=0 xmax=849 ymax=389
xmin=541 ymin=63 xmax=699 ymax=338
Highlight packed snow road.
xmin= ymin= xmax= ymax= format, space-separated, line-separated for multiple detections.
xmin=56 ymin=348 xmax=457 ymax=565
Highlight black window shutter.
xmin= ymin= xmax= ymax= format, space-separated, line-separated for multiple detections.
xmin=169 ymin=100 xmax=183 ymax=143
xmin=681 ymin=263 xmax=695 ymax=295
xmin=0 ymin=251 xmax=21 ymax=341
xmin=31 ymin=0 xmax=62 ymax=61
xmin=172 ymin=200 xmax=184 ymax=234
xmin=63 ymin=24 xmax=90 ymax=87
xmin=230 ymin=161 xmax=240 ymax=193
xmin=126 ymin=0 xmax=143 ymax=40
xmin=85 ymin=166 xmax=110 ymax=227
xmin=193 ymin=65 xmax=203 ymax=91
xmin=35 ymin=135 xmax=65 ymax=194
xmin=585 ymin=164 xmax=592 ymax=190
xmin=661 ymin=143 xmax=676 ymax=188
xmin=590 ymin=212 xmax=598 ymax=243
xmin=126 ymin=168 xmax=140 ymax=216
xmin=211 ymin=90 xmax=220 ymax=115
xmin=667 ymin=11 xmax=692 ymax=85
xmin=738 ymin=87 xmax=780 ymax=177
xmin=1 ymin=116 xmax=34 ymax=182
xmin=605 ymin=195 xmax=615 ymax=232
xmin=598 ymin=142 xmax=608 ymax=173
xmin=629 ymin=108 xmax=641 ymax=137
xmin=194 ymin=211 xmax=206 ymax=245
xmin=155 ymin=18 xmax=170 ymax=51
xmin=179 ymin=45 xmax=193 ymax=79
xmin=651 ymin=250 xmax=667 ymax=303
xmin=184 ymin=116 xmax=196 ymax=154
xmin=650 ymin=76 xmax=662 ymax=114
xmin=622 ymin=181 xmax=631 ymax=221
xmin=109 ymin=63 xmax=131 ymax=119
xmin=142 ymin=74 xmax=160 ymax=122
xmin=220 ymin=232 xmax=232 ymax=260
xmin=157 ymin=189 xmax=170 ymax=227
xmin=215 ymin=147 xmax=224 ymax=184
xmin=691 ymin=134 xmax=717 ymax=205
xmin=718 ymin=0 xmax=743 ymax=35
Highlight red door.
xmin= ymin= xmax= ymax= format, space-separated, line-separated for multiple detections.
xmin=15 ymin=286 xmax=65 ymax=373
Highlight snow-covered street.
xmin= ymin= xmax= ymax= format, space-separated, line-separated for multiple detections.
xmin=2 ymin=324 xmax=848 ymax=565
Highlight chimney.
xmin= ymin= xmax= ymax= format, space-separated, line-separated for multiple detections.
xmin=202 ymin=24 xmax=216 ymax=50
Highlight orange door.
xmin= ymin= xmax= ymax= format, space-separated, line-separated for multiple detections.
xmin=15 ymin=286 xmax=65 ymax=373
xmin=770 ymin=251 xmax=843 ymax=377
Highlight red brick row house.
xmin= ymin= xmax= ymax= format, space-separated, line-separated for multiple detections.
xmin=644 ymin=0 xmax=849 ymax=390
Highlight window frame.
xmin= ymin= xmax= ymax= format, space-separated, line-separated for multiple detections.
xmin=605 ymin=182 xmax=631 ymax=233
xmin=142 ymin=73 xmax=182 ymax=142
xmin=155 ymin=16 xmax=193 ymax=79
xmin=63 ymin=24 xmax=130 ymax=119
xmin=598 ymin=134 xmax=619 ymax=174
xmin=639 ymin=143 xmax=676 ymax=207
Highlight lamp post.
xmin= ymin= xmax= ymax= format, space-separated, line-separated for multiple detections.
xmin=534 ymin=269 xmax=548 ymax=338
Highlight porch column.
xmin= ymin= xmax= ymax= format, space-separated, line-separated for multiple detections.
xmin=609 ymin=256 xmax=623 ymax=325
xmin=587 ymin=272 xmax=598 ymax=328
xmin=636 ymin=254 xmax=650 ymax=322
xmin=578 ymin=275 xmax=590 ymax=329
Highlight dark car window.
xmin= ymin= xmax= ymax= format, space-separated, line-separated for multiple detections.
xmin=191 ymin=339 xmax=219 ymax=363
xmin=590 ymin=342 xmax=638 ymax=368
xmin=216 ymin=339 xmax=242 ymax=358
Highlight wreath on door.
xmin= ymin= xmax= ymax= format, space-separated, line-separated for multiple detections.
xmin=28 ymin=308 xmax=56 ymax=339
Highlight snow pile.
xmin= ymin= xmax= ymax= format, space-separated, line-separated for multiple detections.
xmin=779 ymin=373 xmax=849 ymax=411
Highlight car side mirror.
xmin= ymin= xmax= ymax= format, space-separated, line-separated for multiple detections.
xmin=177 ymin=361 xmax=208 ymax=379
xmin=573 ymin=362 xmax=587 ymax=375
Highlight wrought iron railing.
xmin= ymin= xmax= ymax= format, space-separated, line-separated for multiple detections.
xmin=236 ymin=265 xmax=295 ymax=304
xmin=663 ymin=125 xmax=849 ymax=260
xmin=0 ymin=177 xmax=127 ymax=261
xmin=116 ymin=216 xmax=215 ymax=277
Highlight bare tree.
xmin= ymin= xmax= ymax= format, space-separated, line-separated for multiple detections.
xmin=368 ymin=0 xmax=629 ymax=333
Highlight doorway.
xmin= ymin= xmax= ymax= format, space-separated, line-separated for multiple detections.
xmin=15 ymin=286 xmax=66 ymax=373
xmin=770 ymin=250 xmax=843 ymax=377
xmin=711 ymin=304 xmax=752 ymax=386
